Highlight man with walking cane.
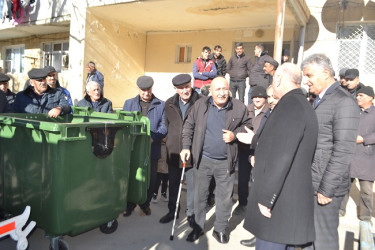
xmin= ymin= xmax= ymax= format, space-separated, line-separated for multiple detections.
xmin=161 ymin=74 xmax=200 ymax=226
xmin=180 ymin=76 xmax=251 ymax=244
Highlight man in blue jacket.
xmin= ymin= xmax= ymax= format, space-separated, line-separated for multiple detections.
xmin=123 ymin=75 xmax=167 ymax=216
xmin=13 ymin=68 xmax=71 ymax=117
xmin=86 ymin=61 xmax=104 ymax=92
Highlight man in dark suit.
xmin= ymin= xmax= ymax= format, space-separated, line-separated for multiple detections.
xmin=241 ymin=63 xmax=319 ymax=248
xmin=301 ymin=54 xmax=360 ymax=250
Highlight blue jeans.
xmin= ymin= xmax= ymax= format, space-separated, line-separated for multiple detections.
xmin=248 ymin=86 xmax=254 ymax=105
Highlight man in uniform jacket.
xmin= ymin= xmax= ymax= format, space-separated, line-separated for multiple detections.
xmin=340 ymin=86 xmax=375 ymax=223
xmin=159 ymin=74 xmax=200 ymax=226
xmin=13 ymin=68 xmax=71 ymax=117
xmin=122 ymin=76 xmax=167 ymax=216
xmin=242 ymin=63 xmax=319 ymax=248
xmin=180 ymin=76 xmax=251 ymax=244
xmin=301 ymin=54 xmax=360 ymax=250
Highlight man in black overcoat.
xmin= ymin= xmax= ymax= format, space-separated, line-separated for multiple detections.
xmin=242 ymin=63 xmax=319 ymax=248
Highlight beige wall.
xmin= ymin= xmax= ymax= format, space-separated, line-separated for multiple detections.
xmin=83 ymin=11 xmax=146 ymax=108
xmin=0 ymin=32 xmax=69 ymax=93
xmin=145 ymin=28 xmax=296 ymax=101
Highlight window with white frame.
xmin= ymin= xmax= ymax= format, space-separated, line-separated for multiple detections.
xmin=42 ymin=41 xmax=69 ymax=72
xmin=176 ymin=45 xmax=192 ymax=63
xmin=337 ymin=23 xmax=375 ymax=81
xmin=3 ymin=45 xmax=24 ymax=74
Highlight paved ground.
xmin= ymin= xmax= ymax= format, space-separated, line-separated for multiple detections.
xmin=0 ymin=180 xmax=372 ymax=250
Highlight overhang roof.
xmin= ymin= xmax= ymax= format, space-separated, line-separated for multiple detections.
xmin=91 ymin=0 xmax=310 ymax=33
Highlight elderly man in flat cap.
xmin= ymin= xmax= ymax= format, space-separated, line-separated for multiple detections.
xmin=13 ymin=68 xmax=71 ymax=117
xmin=263 ymin=57 xmax=279 ymax=85
xmin=44 ymin=66 xmax=73 ymax=106
xmin=122 ymin=75 xmax=167 ymax=216
xmin=159 ymin=74 xmax=200 ymax=225
xmin=0 ymin=73 xmax=15 ymax=110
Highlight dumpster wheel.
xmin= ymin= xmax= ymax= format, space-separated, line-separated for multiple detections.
xmin=99 ymin=219 xmax=118 ymax=234
xmin=49 ymin=238 xmax=68 ymax=250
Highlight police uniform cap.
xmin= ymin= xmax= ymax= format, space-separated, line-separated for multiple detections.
xmin=345 ymin=68 xmax=359 ymax=79
xmin=0 ymin=73 xmax=10 ymax=83
xmin=44 ymin=66 xmax=57 ymax=74
xmin=264 ymin=57 xmax=279 ymax=69
xmin=136 ymin=76 xmax=154 ymax=89
xmin=172 ymin=74 xmax=191 ymax=86
xmin=251 ymin=86 xmax=267 ymax=99
xmin=357 ymin=86 xmax=374 ymax=98
xmin=28 ymin=68 xmax=48 ymax=80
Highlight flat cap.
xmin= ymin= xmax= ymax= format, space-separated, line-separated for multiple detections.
xmin=357 ymin=86 xmax=374 ymax=98
xmin=0 ymin=73 xmax=10 ymax=83
xmin=264 ymin=57 xmax=279 ymax=69
xmin=172 ymin=74 xmax=191 ymax=86
xmin=44 ymin=66 xmax=57 ymax=74
xmin=136 ymin=76 xmax=154 ymax=89
xmin=251 ymin=86 xmax=267 ymax=99
xmin=339 ymin=67 xmax=348 ymax=77
xmin=28 ymin=68 xmax=48 ymax=80
xmin=345 ymin=68 xmax=359 ymax=79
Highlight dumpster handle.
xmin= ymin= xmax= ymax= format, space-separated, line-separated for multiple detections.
xmin=58 ymin=126 xmax=87 ymax=141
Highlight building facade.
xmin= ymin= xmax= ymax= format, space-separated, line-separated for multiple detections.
xmin=4 ymin=0 xmax=371 ymax=108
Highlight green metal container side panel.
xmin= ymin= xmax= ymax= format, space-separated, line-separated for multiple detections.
xmin=0 ymin=110 xmax=151 ymax=237
xmin=127 ymin=134 xmax=151 ymax=205
xmin=1 ymin=126 xmax=133 ymax=236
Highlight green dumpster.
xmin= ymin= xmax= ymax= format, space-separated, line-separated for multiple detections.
xmin=0 ymin=107 xmax=150 ymax=249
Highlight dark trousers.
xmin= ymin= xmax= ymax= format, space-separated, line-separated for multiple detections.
xmin=154 ymin=172 xmax=168 ymax=195
xmin=127 ymin=159 xmax=158 ymax=211
xmin=307 ymin=195 xmax=344 ymax=250
xmin=256 ymin=238 xmax=295 ymax=250
xmin=247 ymin=86 xmax=254 ymax=104
xmin=238 ymin=147 xmax=251 ymax=206
xmin=340 ymin=178 xmax=374 ymax=221
xmin=194 ymin=156 xmax=235 ymax=232
xmin=229 ymin=79 xmax=246 ymax=103
xmin=167 ymin=165 xmax=194 ymax=216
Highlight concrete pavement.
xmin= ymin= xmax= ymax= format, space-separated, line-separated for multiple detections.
xmin=0 ymin=180 xmax=372 ymax=249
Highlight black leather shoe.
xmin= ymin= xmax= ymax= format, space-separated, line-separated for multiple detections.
xmin=240 ymin=237 xmax=256 ymax=247
xmin=212 ymin=230 xmax=229 ymax=244
xmin=187 ymin=214 xmax=195 ymax=228
xmin=159 ymin=213 xmax=178 ymax=224
xmin=140 ymin=206 xmax=151 ymax=216
xmin=186 ymin=227 xmax=204 ymax=242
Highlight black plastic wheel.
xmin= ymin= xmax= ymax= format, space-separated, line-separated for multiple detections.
xmin=49 ymin=239 xmax=68 ymax=250
xmin=99 ymin=219 xmax=118 ymax=234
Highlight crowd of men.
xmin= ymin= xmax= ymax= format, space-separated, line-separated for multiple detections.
xmin=0 ymin=44 xmax=374 ymax=249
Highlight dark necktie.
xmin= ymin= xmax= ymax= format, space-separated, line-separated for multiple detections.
xmin=313 ymin=96 xmax=321 ymax=108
